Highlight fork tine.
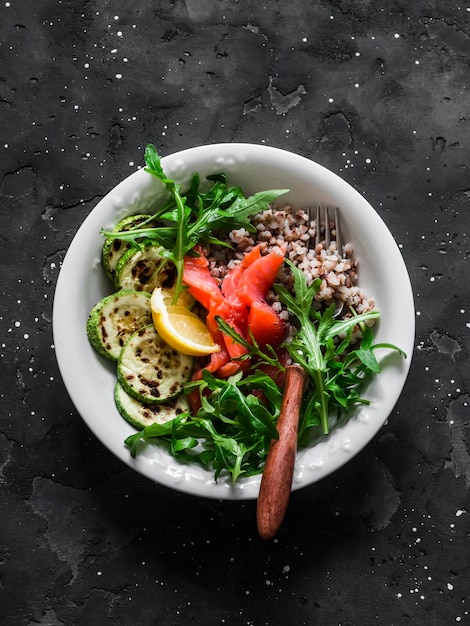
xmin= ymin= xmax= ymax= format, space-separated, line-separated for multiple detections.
xmin=315 ymin=206 xmax=320 ymax=247
xmin=324 ymin=206 xmax=331 ymax=249
xmin=310 ymin=205 xmax=343 ymax=258
xmin=306 ymin=205 xmax=345 ymax=318
xmin=334 ymin=206 xmax=343 ymax=258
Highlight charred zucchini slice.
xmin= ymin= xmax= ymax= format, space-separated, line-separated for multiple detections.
xmin=114 ymin=381 xmax=190 ymax=430
xmin=114 ymin=244 xmax=176 ymax=293
xmin=117 ymin=324 xmax=193 ymax=404
xmin=86 ymin=290 xmax=152 ymax=361
xmin=102 ymin=213 xmax=158 ymax=280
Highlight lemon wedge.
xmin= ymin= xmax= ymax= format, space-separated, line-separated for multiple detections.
xmin=151 ymin=287 xmax=219 ymax=357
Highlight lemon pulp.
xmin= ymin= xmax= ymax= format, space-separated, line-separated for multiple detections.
xmin=151 ymin=287 xmax=219 ymax=357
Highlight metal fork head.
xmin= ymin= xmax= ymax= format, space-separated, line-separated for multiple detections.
xmin=308 ymin=205 xmax=345 ymax=318
xmin=309 ymin=205 xmax=343 ymax=258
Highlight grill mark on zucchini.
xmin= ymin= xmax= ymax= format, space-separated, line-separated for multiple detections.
xmin=102 ymin=213 xmax=159 ymax=280
xmin=114 ymin=245 xmax=176 ymax=293
xmin=114 ymin=381 xmax=190 ymax=430
xmin=86 ymin=290 xmax=152 ymax=361
xmin=117 ymin=324 xmax=193 ymax=404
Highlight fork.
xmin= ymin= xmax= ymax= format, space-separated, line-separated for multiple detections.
xmin=256 ymin=205 xmax=344 ymax=540
xmin=312 ymin=205 xmax=343 ymax=257
xmin=312 ymin=205 xmax=345 ymax=318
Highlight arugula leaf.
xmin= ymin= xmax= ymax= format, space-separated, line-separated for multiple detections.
xmin=275 ymin=259 xmax=405 ymax=437
xmin=103 ymin=144 xmax=288 ymax=302
xmin=143 ymin=144 xmax=191 ymax=301
xmin=124 ymin=367 xmax=283 ymax=482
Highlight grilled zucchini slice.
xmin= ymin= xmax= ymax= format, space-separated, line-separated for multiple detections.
xmin=102 ymin=213 xmax=158 ymax=280
xmin=114 ymin=381 xmax=190 ymax=430
xmin=86 ymin=290 xmax=152 ymax=361
xmin=114 ymin=244 xmax=176 ymax=293
xmin=117 ymin=324 xmax=193 ymax=404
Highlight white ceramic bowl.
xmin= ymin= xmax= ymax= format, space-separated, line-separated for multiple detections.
xmin=53 ymin=143 xmax=415 ymax=500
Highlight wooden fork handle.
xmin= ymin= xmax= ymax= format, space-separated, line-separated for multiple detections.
xmin=257 ymin=364 xmax=308 ymax=539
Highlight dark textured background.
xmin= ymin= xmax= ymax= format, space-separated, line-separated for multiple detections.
xmin=1 ymin=1 xmax=469 ymax=624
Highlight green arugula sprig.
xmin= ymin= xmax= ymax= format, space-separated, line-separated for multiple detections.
xmin=275 ymin=260 xmax=406 ymax=438
xmin=103 ymin=144 xmax=288 ymax=301
xmin=125 ymin=368 xmax=283 ymax=482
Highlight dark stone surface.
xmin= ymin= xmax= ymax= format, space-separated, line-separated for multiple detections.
xmin=1 ymin=1 xmax=470 ymax=624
